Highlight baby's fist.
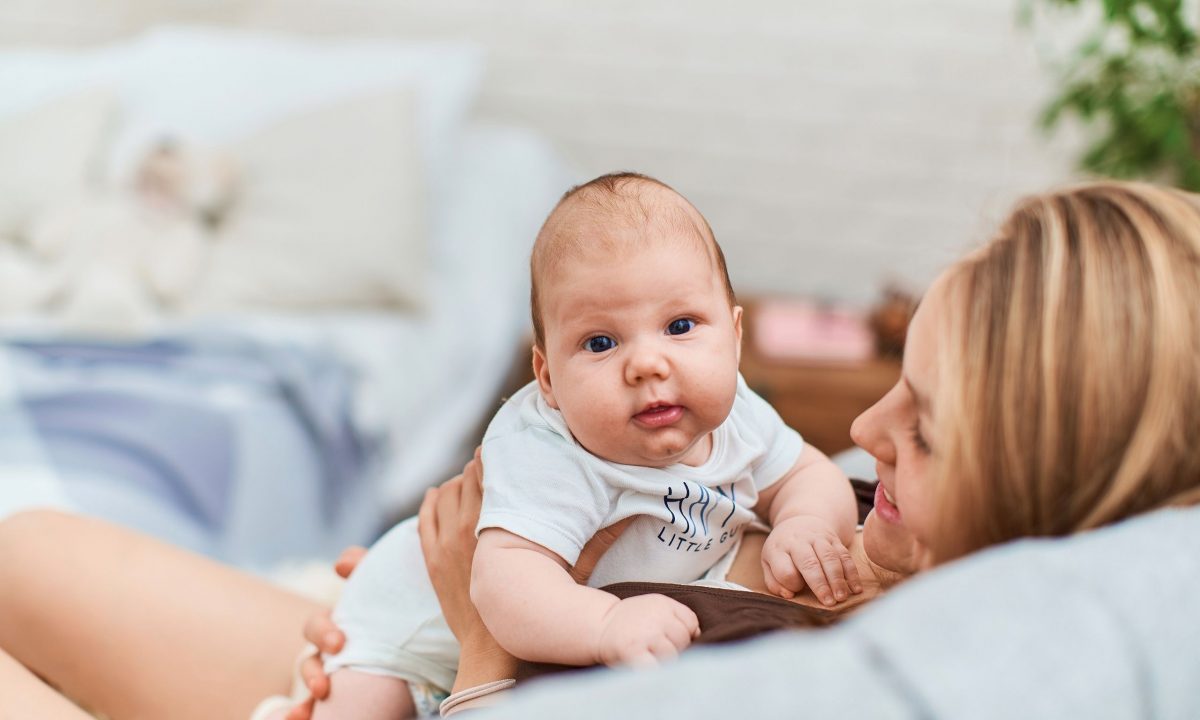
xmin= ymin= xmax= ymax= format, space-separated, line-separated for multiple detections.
xmin=595 ymin=594 xmax=700 ymax=667
xmin=762 ymin=515 xmax=862 ymax=606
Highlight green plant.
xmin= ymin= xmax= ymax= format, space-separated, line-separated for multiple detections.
xmin=1027 ymin=0 xmax=1200 ymax=189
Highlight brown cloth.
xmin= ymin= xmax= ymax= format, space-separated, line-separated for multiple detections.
xmin=516 ymin=581 xmax=837 ymax=681
xmin=607 ymin=581 xmax=840 ymax=638
xmin=516 ymin=477 xmax=878 ymax=682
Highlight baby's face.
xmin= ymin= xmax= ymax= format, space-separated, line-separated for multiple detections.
xmin=534 ymin=238 xmax=742 ymax=468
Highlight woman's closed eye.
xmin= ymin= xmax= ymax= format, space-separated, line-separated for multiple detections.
xmin=585 ymin=335 xmax=616 ymax=353
xmin=667 ymin=318 xmax=696 ymax=336
xmin=910 ymin=423 xmax=931 ymax=454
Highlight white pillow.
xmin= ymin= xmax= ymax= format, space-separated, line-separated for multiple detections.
xmin=191 ymin=88 xmax=426 ymax=310
xmin=108 ymin=27 xmax=483 ymax=198
xmin=0 ymin=47 xmax=128 ymax=119
xmin=0 ymin=26 xmax=485 ymax=200
xmin=0 ymin=88 xmax=114 ymax=240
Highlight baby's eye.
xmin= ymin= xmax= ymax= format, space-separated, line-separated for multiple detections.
xmin=667 ymin=318 xmax=696 ymax=336
xmin=586 ymin=336 xmax=616 ymax=353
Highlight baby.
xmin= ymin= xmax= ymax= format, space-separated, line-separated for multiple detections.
xmin=299 ymin=173 xmax=859 ymax=719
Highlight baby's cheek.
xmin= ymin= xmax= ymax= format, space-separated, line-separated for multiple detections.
xmin=697 ymin=383 xmax=737 ymax=427
xmin=580 ymin=399 xmax=625 ymax=443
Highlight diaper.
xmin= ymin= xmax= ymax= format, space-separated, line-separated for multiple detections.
xmin=323 ymin=516 xmax=459 ymax=690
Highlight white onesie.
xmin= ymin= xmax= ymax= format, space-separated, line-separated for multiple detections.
xmin=324 ymin=375 xmax=804 ymax=707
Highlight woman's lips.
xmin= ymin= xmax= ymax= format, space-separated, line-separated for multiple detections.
xmin=874 ymin=482 xmax=902 ymax=524
xmin=634 ymin=404 xmax=684 ymax=427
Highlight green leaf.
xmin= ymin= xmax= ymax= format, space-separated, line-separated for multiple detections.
xmin=1025 ymin=0 xmax=1199 ymax=188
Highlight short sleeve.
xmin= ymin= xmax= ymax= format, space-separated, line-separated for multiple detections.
xmin=736 ymin=376 xmax=805 ymax=491
xmin=477 ymin=426 xmax=615 ymax=566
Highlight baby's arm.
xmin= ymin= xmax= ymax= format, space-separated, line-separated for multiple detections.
xmin=471 ymin=529 xmax=699 ymax=667
xmin=753 ymin=445 xmax=861 ymax=605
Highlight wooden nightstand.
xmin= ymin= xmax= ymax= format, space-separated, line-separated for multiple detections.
xmin=739 ymin=300 xmax=902 ymax=455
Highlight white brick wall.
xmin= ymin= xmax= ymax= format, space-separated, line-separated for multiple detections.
xmin=0 ymin=0 xmax=1082 ymax=303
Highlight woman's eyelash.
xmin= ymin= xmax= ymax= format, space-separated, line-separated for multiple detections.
xmin=911 ymin=425 xmax=931 ymax=453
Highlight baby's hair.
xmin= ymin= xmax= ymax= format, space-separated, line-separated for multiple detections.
xmin=530 ymin=171 xmax=736 ymax=348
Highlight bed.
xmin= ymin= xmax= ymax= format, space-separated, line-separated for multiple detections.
xmin=0 ymin=27 xmax=572 ymax=572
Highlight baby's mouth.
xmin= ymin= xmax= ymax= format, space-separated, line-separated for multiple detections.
xmin=633 ymin=403 xmax=684 ymax=427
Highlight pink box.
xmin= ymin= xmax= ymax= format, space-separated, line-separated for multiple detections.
xmin=752 ymin=299 xmax=874 ymax=363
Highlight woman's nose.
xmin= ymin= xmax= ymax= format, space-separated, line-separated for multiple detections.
xmin=850 ymin=387 xmax=897 ymax=465
xmin=623 ymin=341 xmax=671 ymax=385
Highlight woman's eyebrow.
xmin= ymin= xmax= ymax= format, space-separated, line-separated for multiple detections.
xmin=903 ymin=374 xmax=932 ymax=417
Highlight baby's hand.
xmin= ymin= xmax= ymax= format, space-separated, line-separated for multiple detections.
xmin=595 ymin=594 xmax=700 ymax=667
xmin=762 ymin=515 xmax=862 ymax=606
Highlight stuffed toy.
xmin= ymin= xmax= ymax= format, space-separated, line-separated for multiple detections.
xmin=3 ymin=140 xmax=238 ymax=334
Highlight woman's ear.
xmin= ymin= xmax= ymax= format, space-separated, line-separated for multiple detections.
xmin=531 ymin=344 xmax=559 ymax=409
xmin=732 ymin=305 xmax=744 ymax=365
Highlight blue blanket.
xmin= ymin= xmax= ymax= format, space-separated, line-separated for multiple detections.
xmin=0 ymin=336 xmax=385 ymax=569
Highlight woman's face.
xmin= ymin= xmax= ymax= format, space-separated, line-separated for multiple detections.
xmin=850 ymin=277 xmax=946 ymax=575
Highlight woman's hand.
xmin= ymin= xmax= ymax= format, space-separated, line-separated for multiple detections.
xmin=418 ymin=448 xmax=489 ymax=648
xmin=420 ymin=447 xmax=633 ymax=690
xmin=285 ymin=546 xmax=367 ymax=720
xmin=419 ymin=448 xmax=524 ymax=690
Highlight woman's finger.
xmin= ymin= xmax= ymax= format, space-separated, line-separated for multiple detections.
xmin=435 ymin=475 xmax=464 ymax=536
xmin=417 ymin=487 xmax=440 ymax=566
xmin=458 ymin=456 xmax=484 ymax=526
xmin=298 ymin=654 xmax=330 ymax=700
xmin=284 ymin=696 xmax=316 ymax=720
xmin=302 ymin=609 xmax=344 ymax=654
xmin=466 ymin=445 xmax=482 ymax=475
xmin=333 ymin=546 xmax=368 ymax=579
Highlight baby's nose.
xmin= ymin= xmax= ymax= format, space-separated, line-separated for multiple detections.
xmin=624 ymin=344 xmax=671 ymax=384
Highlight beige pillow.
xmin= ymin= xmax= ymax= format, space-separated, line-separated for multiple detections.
xmin=194 ymin=88 xmax=427 ymax=311
xmin=0 ymin=89 xmax=115 ymax=241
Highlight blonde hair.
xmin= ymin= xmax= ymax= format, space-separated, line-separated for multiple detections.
xmin=529 ymin=172 xmax=736 ymax=348
xmin=928 ymin=181 xmax=1200 ymax=563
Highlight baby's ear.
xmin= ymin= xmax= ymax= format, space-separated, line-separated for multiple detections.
xmin=732 ymin=305 xmax=744 ymax=365
xmin=531 ymin=344 xmax=559 ymax=409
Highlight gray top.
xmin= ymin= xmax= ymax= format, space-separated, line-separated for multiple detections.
xmin=483 ymin=505 xmax=1200 ymax=719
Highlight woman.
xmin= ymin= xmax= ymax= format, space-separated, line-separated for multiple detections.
xmin=2 ymin=181 xmax=1199 ymax=718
